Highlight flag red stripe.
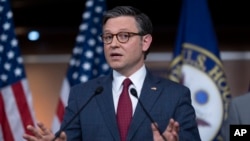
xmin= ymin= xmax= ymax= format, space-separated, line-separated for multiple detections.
xmin=0 ymin=93 xmax=14 ymax=141
xmin=57 ymin=99 xmax=65 ymax=122
xmin=12 ymin=81 xmax=34 ymax=135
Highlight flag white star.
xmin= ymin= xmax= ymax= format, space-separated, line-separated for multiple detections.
xmin=96 ymin=46 xmax=103 ymax=54
xmin=80 ymin=75 xmax=88 ymax=82
xmin=1 ymin=34 xmax=8 ymax=41
xmin=7 ymin=50 xmax=14 ymax=59
xmin=85 ymin=50 xmax=93 ymax=59
xmin=14 ymin=67 xmax=22 ymax=76
xmin=79 ymin=23 xmax=88 ymax=31
xmin=91 ymin=28 xmax=97 ymax=35
xmin=75 ymin=60 xmax=81 ymax=67
xmin=69 ymin=58 xmax=76 ymax=66
xmin=72 ymin=72 xmax=79 ymax=79
xmin=86 ymin=0 xmax=93 ymax=7
xmin=1 ymin=74 xmax=8 ymax=82
xmin=93 ymin=17 xmax=100 ymax=24
xmin=88 ymin=38 xmax=96 ymax=46
xmin=83 ymin=11 xmax=91 ymax=19
xmin=102 ymin=63 xmax=109 ymax=71
xmin=82 ymin=62 xmax=91 ymax=70
xmin=4 ymin=63 xmax=11 ymax=71
xmin=76 ymin=35 xmax=85 ymax=42
xmin=3 ymin=22 xmax=10 ymax=30
xmin=95 ymin=6 xmax=102 ymax=13
xmin=0 ymin=45 xmax=4 ymax=52
xmin=7 ymin=11 xmax=12 ymax=19
xmin=0 ymin=6 xmax=3 ymax=12
xmin=73 ymin=47 xmax=82 ymax=54
xmin=11 ymin=38 xmax=18 ymax=47
xmin=17 ymin=57 xmax=23 ymax=64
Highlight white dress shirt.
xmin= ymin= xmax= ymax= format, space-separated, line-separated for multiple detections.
xmin=112 ymin=65 xmax=146 ymax=115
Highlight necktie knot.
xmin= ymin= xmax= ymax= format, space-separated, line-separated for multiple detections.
xmin=123 ymin=78 xmax=132 ymax=89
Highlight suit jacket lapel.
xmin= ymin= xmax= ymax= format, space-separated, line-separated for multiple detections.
xmin=95 ymin=74 xmax=120 ymax=141
xmin=127 ymin=71 xmax=162 ymax=140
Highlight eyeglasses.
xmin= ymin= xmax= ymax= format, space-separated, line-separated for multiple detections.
xmin=100 ymin=32 xmax=143 ymax=44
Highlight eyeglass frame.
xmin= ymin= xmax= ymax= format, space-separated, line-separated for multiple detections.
xmin=100 ymin=32 xmax=144 ymax=44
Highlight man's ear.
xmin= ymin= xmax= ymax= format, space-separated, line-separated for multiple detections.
xmin=142 ymin=34 xmax=152 ymax=52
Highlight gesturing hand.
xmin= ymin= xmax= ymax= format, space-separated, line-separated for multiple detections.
xmin=152 ymin=118 xmax=179 ymax=141
xmin=23 ymin=122 xmax=66 ymax=141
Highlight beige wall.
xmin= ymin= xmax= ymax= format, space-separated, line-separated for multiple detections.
xmin=24 ymin=63 xmax=68 ymax=128
xmin=24 ymin=59 xmax=250 ymax=129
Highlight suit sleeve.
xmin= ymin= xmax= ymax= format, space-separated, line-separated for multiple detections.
xmin=60 ymin=86 xmax=82 ymax=140
xmin=174 ymin=88 xmax=201 ymax=141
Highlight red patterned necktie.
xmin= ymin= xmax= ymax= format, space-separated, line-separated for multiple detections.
xmin=116 ymin=78 xmax=132 ymax=141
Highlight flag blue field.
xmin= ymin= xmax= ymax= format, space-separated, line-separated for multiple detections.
xmin=51 ymin=0 xmax=110 ymax=133
xmin=168 ymin=0 xmax=231 ymax=140
xmin=0 ymin=0 xmax=36 ymax=140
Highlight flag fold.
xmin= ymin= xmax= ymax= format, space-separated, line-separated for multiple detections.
xmin=51 ymin=0 xmax=110 ymax=133
xmin=0 ymin=0 xmax=36 ymax=140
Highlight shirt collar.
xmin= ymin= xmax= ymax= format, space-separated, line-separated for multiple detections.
xmin=112 ymin=65 xmax=146 ymax=92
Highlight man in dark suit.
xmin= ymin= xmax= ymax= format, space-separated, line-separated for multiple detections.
xmin=23 ymin=6 xmax=201 ymax=141
xmin=221 ymin=92 xmax=250 ymax=141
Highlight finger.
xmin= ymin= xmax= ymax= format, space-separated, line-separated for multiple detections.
xmin=165 ymin=120 xmax=179 ymax=141
xmin=166 ymin=118 xmax=175 ymax=132
xmin=23 ymin=133 xmax=38 ymax=141
xmin=173 ymin=121 xmax=179 ymax=133
xmin=27 ymin=125 xmax=43 ymax=139
xmin=151 ymin=122 xmax=159 ymax=131
xmin=173 ymin=122 xmax=180 ymax=141
xmin=57 ymin=132 xmax=67 ymax=141
xmin=151 ymin=123 xmax=162 ymax=140
xmin=37 ymin=122 xmax=51 ymax=135
xmin=171 ymin=131 xmax=179 ymax=141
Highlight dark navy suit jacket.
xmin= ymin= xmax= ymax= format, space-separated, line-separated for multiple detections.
xmin=60 ymin=71 xmax=201 ymax=141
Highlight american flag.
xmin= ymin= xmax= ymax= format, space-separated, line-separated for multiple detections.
xmin=0 ymin=0 xmax=36 ymax=141
xmin=51 ymin=0 xmax=110 ymax=133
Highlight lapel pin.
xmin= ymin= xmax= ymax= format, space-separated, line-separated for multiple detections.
xmin=151 ymin=87 xmax=157 ymax=90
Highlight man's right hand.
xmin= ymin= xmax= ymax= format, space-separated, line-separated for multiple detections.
xmin=23 ymin=122 xmax=67 ymax=141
